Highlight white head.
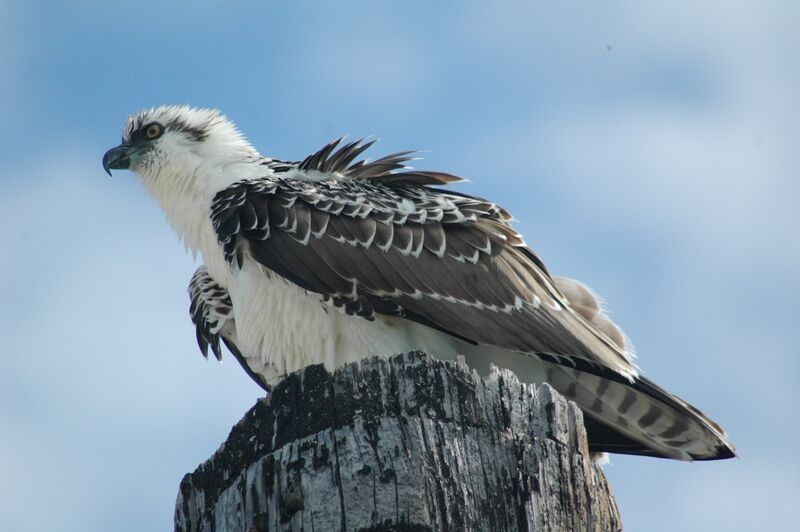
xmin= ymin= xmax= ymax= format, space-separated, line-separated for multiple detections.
xmin=103 ymin=105 xmax=262 ymax=198
xmin=103 ymin=105 xmax=264 ymax=252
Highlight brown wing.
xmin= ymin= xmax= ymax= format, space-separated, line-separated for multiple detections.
xmin=211 ymin=175 xmax=637 ymax=379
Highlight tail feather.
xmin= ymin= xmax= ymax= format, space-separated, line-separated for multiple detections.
xmin=548 ymin=276 xmax=735 ymax=460
xmin=462 ymin=346 xmax=735 ymax=460
xmin=543 ymin=360 xmax=736 ymax=460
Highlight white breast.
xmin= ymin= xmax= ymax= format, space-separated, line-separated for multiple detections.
xmin=225 ymin=257 xmax=463 ymax=386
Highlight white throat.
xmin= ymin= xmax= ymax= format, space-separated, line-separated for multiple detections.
xmin=135 ymin=142 xmax=268 ymax=265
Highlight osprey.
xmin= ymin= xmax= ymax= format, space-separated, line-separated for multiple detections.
xmin=103 ymin=105 xmax=735 ymax=461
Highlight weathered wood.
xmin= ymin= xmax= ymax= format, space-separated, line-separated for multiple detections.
xmin=175 ymin=351 xmax=622 ymax=531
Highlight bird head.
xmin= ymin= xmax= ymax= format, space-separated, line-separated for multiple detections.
xmin=103 ymin=106 xmax=264 ymax=251
xmin=102 ymin=105 xmax=260 ymax=193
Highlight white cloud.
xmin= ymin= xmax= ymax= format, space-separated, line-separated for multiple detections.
xmin=534 ymin=106 xmax=798 ymax=267
xmin=455 ymin=0 xmax=800 ymax=274
xmin=290 ymin=25 xmax=434 ymax=113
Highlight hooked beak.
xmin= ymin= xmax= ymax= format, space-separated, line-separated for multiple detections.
xmin=102 ymin=144 xmax=131 ymax=176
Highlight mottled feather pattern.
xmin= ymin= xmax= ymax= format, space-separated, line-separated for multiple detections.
xmin=210 ymin=135 xmax=649 ymax=387
xmin=212 ymin=176 xmax=513 ymax=267
xmin=188 ymin=267 xmax=272 ymax=393
xmin=211 ymin=171 xmax=637 ymax=383
xmin=188 ymin=266 xmax=234 ymax=361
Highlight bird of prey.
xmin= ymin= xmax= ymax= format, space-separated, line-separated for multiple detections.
xmin=103 ymin=105 xmax=735 ymax=461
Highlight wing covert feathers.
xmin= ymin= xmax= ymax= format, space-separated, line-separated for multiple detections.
xmin=207 ymin=139 xmax=734 ymax=460
xmin=211 ymin=174 xmax=637 ymax=381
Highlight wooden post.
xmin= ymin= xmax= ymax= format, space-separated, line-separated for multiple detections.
xmin=175 ymin=351 xmax=622 ymax=531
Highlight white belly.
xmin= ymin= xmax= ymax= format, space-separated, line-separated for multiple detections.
xmin=227 ymin=258 xmax=463 ymax=386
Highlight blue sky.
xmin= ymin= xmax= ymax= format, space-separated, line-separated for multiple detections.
xmin=1 ymin=1 xmax=798 ymax=530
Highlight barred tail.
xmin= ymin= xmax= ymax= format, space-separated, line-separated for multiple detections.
xmin=543 ymin=360 xmax=736 ymax=460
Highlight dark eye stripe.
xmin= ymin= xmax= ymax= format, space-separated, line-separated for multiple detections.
xmin=129 ymin=122 xmax=164 ymax=143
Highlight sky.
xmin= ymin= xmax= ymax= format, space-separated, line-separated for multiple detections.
xmin=1 ymin=1 xmax=798 ymax=530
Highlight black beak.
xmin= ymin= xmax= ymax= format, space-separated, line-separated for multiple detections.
xmin=102 ymin=145 xmax=131 ymax=176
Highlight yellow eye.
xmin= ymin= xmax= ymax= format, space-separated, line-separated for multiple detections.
xmin=145 ymin=123 xmax=162 ymax=139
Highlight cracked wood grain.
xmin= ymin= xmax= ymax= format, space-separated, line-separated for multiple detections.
xmin=175 ymin=351 xmax=622 ymax=531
